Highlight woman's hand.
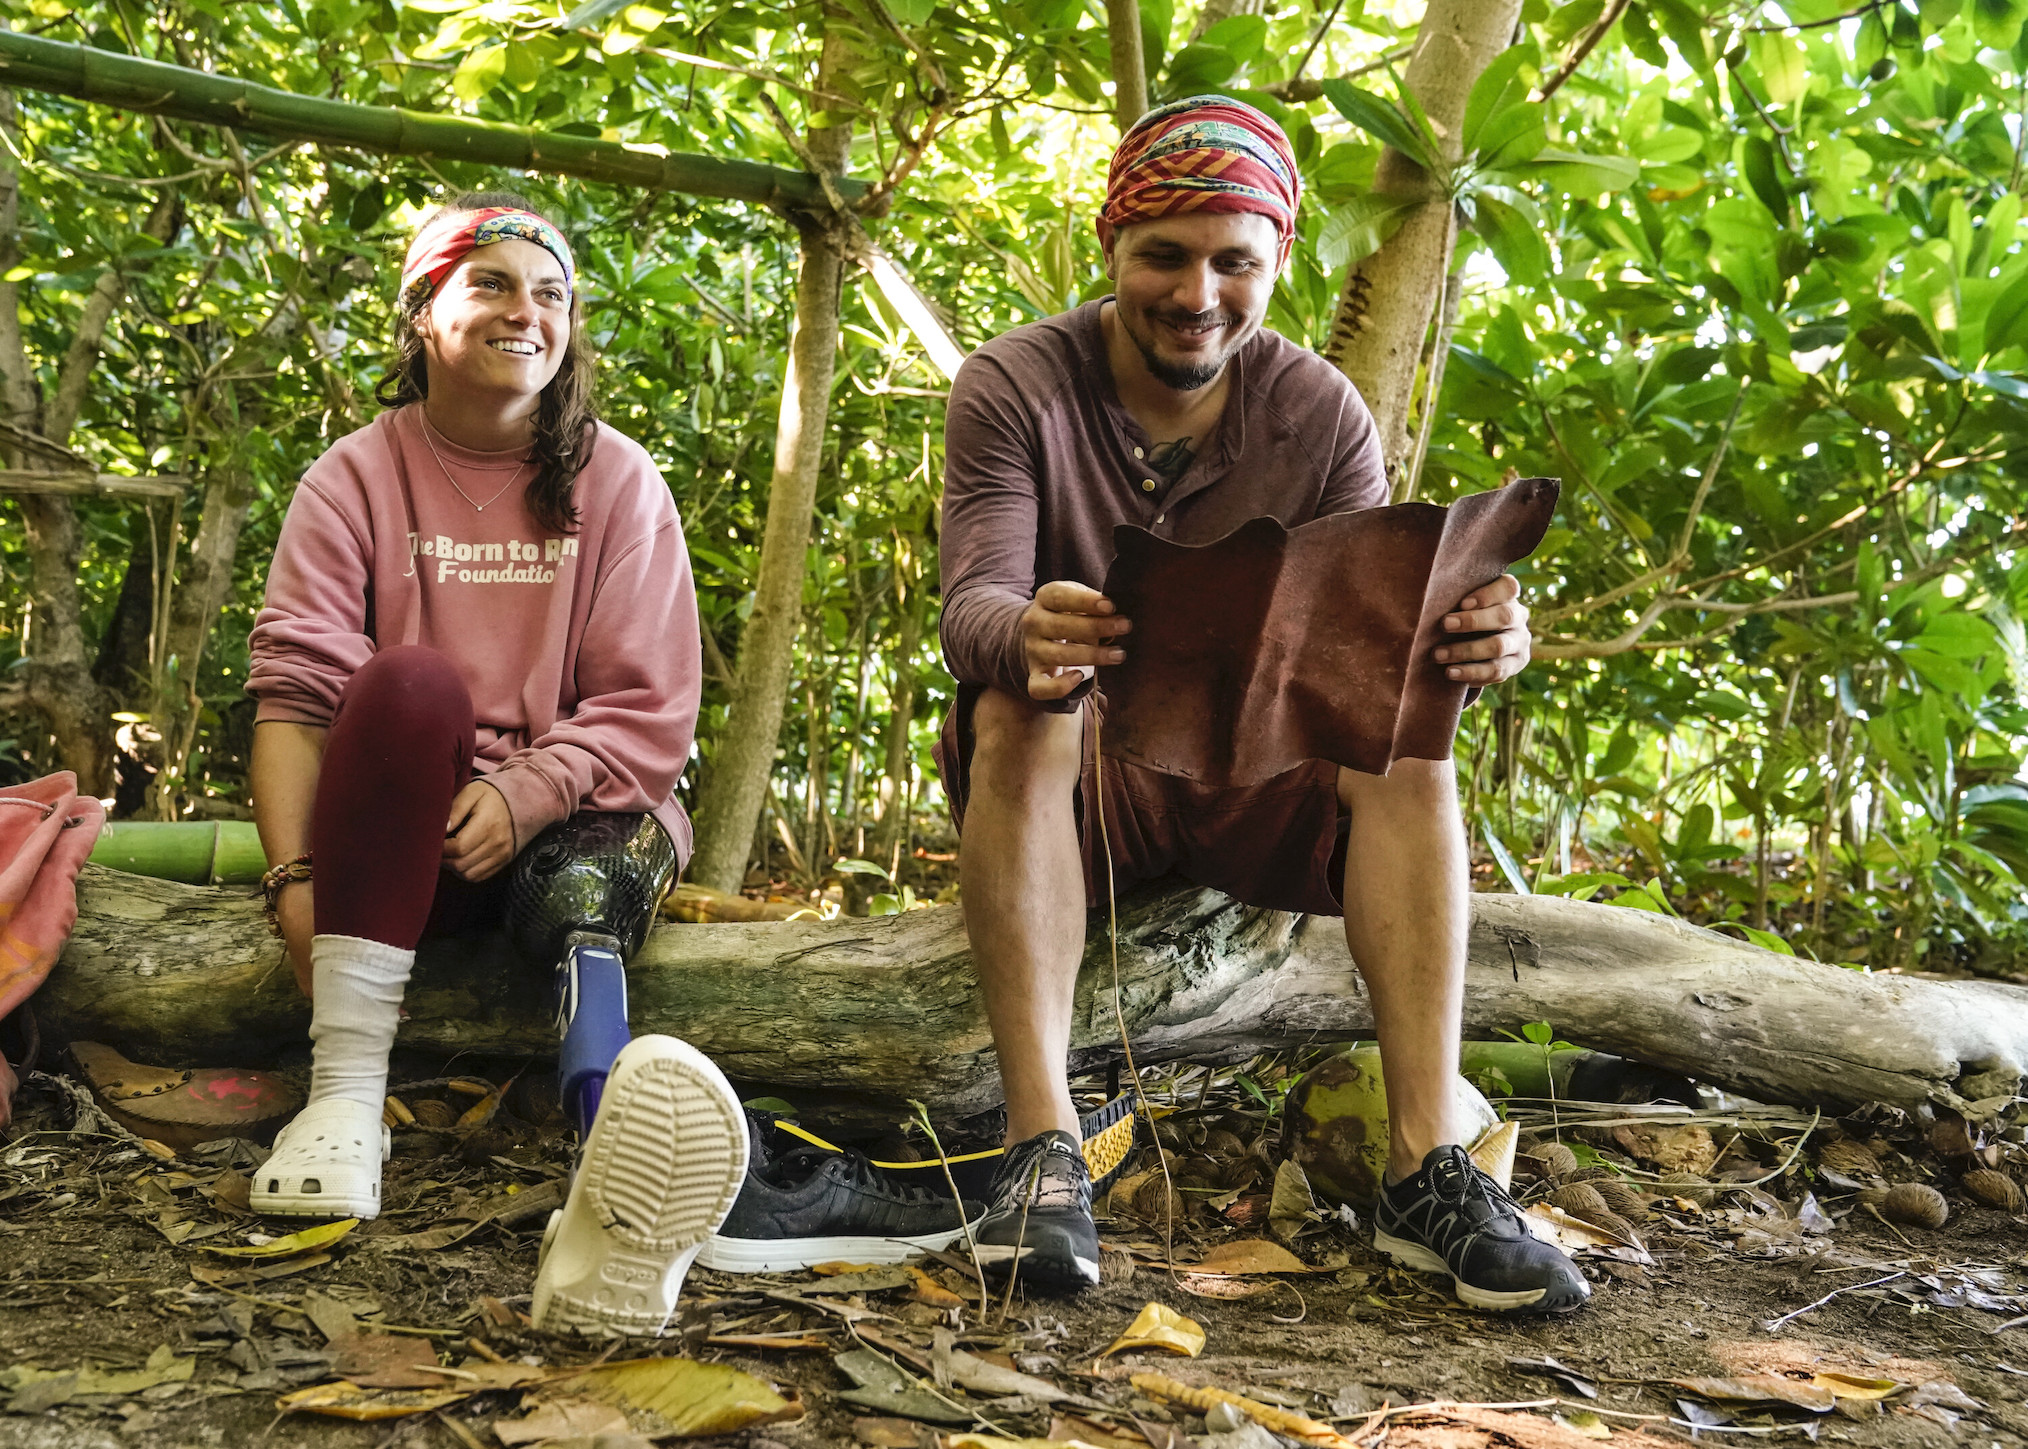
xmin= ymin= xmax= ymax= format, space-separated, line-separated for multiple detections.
xmin=444 ymin=781 xmax=516 ymax=882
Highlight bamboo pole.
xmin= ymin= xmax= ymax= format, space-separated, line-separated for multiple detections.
xmin=0 ymin=32 xmax=863 ymax=212
xmin=88 ymin=820 xmax=265 ymax=884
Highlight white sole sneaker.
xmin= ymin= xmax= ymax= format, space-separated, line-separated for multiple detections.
xmin=697 ymin=1222 xmax=980 ymax=1273
xmin=250 ymin=1098 xmax=391 ymax=1220
xmin=531 ymin=1035 xmax=748 ymax=1337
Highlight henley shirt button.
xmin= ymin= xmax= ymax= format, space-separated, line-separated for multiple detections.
xmin=1141 ymin=478 xmax=1156 ymax=492
xmin=1134 ymin=447 xmax=1145 ymax=459
xmin=1155 ymin=513 xmax=1166 ymax=524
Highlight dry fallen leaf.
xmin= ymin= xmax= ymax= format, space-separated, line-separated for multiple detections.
xmin=1670 ymin=1376 xmax=1839 ymax=1412
xmin=326 ymin=1334 xmax=442 ymax=1389
xmin=202 ymin=1218 xmax=357 ymax=1258
xmin=275 ymin=1380 xmax=472 ymax=1420
xmin=1100 ymin=1302 xmax=1205 ymax=1359
xmin=1269 ymin=1158 xmax=1316 ymax=1241
xmin=189 ymin=1251 xmax=334 ymax=1288
xmin=908 ymin=1265 xmax=967 ymax=1309
xmin=493 ymin=1394 xmax=632 ymax=1445
xmin=1555 ymin=1410 xmax=1612 ymax=1439
xmin=1186 ymin=1238 xmax=1314 ymax=1275
xmin=559 ymin=1355 xmax=802 ymax=1435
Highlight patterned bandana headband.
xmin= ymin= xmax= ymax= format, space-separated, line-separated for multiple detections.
xmin=1101 ymin=94 xmax=1301 ymax=243
xmin=398 ymin=206 xmax=576 ymax=312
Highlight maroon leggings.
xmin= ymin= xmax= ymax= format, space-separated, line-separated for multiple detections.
xmin=313 ymin=646 xmax=501 ymax=948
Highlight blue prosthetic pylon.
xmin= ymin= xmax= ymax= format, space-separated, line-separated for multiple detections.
xmin=556 ymin=930 xmax=632 ymax=1138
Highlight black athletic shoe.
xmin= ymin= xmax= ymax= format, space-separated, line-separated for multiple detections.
xmin=1373 ymin=1144 xmax=1591 ymax=1313
xmin=697 ymin=1114 xmax=983 ymax=1272
xmin=972 ymin=1130 xmax=1100 ymax=1289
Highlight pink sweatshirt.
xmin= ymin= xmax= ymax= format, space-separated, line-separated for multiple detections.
xmin=247 ymin=405 xmax=702 ymax=862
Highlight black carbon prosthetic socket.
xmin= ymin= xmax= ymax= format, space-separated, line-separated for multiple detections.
xmin=504 ymin=811 xmax=677 ymax=966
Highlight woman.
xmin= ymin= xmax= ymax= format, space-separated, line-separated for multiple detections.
xmin=245 ymin=192 xmax=746 ymax=1336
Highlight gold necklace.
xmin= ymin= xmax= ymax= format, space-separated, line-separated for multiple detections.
xmin=419 ymin=411 xmax=528 ymax=513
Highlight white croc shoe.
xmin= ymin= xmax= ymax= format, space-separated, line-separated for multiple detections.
xmin=250 ymin=1097 xmax=391 ymax=1219
xmin=532 ymin=1035 xmax=748 ymax=1337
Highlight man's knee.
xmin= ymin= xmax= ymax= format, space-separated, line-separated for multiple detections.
xmin=970 ymin=688 xmax=1082 ymax=801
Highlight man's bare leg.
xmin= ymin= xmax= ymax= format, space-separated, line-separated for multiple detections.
xmin=960 ymin=687 xmax=1087 ymax=1145
xmin=1337 ymin=758 xmax=1471 ymax=1179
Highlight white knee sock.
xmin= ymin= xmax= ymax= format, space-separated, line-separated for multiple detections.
xmin=306 ymin=934 xmax=415 ymax=1110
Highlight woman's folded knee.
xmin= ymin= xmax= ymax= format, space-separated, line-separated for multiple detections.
xmin=336 ymin=646 xmax=473 ymax=741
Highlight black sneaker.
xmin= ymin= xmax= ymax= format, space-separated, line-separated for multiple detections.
xmin=696 ymin=1115 xmax=983 ymax=1272
xmin=971 ymin=1130 xmax=1100 ymax=1289
xmin=1373 ymin=1144 xmax=1591 ymax=1313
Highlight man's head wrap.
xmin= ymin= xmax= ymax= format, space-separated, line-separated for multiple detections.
xmin=398 ymin=206 xmax=576 ymax=312
xmin=1101 ymin=95 xmax=1301 ymax=242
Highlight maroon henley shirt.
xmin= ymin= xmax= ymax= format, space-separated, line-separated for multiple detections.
xmin=939 ymin=298 xmax=1388 ymax=707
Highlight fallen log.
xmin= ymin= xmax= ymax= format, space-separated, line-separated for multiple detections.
xmin=35 ymin=864 xmax=2028 ymax=1119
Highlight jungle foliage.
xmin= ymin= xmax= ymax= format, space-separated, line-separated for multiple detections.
xmin=3 ymin=0 xmax=2028 ymax=971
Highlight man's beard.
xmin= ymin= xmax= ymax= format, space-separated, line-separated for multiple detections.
xmin=1120 ymin=304 xmax=1250 ymax=390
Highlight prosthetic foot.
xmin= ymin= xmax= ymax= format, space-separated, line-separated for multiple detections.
xmin=507 ymin=813 xmax=747 ymax=1335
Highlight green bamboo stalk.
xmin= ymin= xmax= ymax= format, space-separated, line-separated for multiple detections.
xmin=90 ymin=820 xmax=266 ymax=885
xmin=0 ymin=32 xmax=862 ymax=211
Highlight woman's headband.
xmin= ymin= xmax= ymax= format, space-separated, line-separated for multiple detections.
xmin=398 ymin=206 xmax=576 ymax=312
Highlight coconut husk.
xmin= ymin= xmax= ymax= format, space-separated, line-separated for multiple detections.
xmin=1962 ymin=1168 xmax=2024 ymax=1213
xmin=1880 ymin=1182 xmax=1949 ymax=1229
xmin=69 ymin=1040 xmax=297 ymax=1153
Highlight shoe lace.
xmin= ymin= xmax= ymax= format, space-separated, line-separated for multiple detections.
xmin=1429 ymin=1144 xmax=1524 ymax=1230
xmin=998 ymin=1136 xmax=1088 ymax=1213
xmin=777 ymin=1145 xmax=940 ymax=1206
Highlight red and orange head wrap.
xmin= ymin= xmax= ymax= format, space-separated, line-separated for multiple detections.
xmin=1102 ymin=94 xmax=1301 ymax=244
xmin=398 ymin=206 xmax=577 ymax=312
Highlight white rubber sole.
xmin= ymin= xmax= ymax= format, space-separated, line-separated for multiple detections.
xmin=1372 ymin=1229 xmax=1551 ymax=1311
xmin=971 ymin=1241 xmax=1102 ymax=1287
xmin=249 ymin=1098 xmax=391 ymax=1220
xmin=697 ymin=1221 xmax=981 ymax=1273
xmin=531 ymin=1035 xmax=748 ymax=1337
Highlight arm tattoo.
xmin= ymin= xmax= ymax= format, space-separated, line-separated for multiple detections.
xmin=1146 ymin=436 xmax=1195 ymax=483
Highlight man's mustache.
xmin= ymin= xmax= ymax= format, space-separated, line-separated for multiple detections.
xmin=1144 ymin=307 xmax=1244 ymax=331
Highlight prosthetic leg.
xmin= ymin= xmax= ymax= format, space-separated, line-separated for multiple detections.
xmin=507 ymin=813 xmax=748 ymax=1337
xmin=506 ymin=812 xmax=675 ymax=1136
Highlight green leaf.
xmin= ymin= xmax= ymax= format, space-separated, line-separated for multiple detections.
xmin=1163 ymin=42 xmax=1239 ymax=94
xmin=1728 ymin=923 xmax=1796 ymax=954
xmin=1750 ymin=33 xmax=1809 ymax=105
xmin=1198 ymin=13 xmax=1267 ymax=61
xmin=1472 ymin=103 xmax=1548 ymax=169
xmin=1471 ymin=190 xmax=1551 ymax=281
xmin=1984 ymin=267 xmax=2028 ymax=355
xmin=832 ymin=856 xmax=894 ymax=879
xmin=451 ymin=43 xmax=507 ymax=102
xmin=887 ymin=0 xmax=936 ymax=21
xmin=1462 ymin=47 xmax=1532 ymax=154
xmin=1482 ymin=821 xmax=1533 ymax=893
xmin=1520 ymin=1020 xmax=1555 ymax=1046
xmin=1316 ymin=192 xmax=1422 ymax=271
xmin=1512 ymin=149 xmax=1641 ymax=195
xmin=1319 ymin=80 xmax=1438 ymax=168
xmin=1739 ymin=135 xmax=1790 ymax=224
xmin=1969 ymin=0 xmax=2028 ymax=50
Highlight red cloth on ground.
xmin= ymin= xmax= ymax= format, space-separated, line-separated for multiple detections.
xmin=313 ymin=645 xmax=496 ymax=949
xmin=0 ymin=772 xmax=106 ymax=1125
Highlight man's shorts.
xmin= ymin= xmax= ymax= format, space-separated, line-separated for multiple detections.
xmin=934 ymin=684 xmax=1348 ymax=917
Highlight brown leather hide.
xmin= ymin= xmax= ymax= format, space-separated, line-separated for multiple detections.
xmin=1096 ymin=477 xmax=1560 ymax=787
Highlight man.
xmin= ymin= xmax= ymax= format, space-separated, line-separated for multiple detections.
xmin=935 ymin=96 xmax=1587 ymax=1314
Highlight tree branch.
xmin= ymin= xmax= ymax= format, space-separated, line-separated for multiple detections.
xmin=46 ymin=190 xmax=178 ymax=443
xmin=1534 ymin=0 xmax=1631 ymax=102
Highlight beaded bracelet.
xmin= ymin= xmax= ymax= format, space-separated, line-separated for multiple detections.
xmin=261 ymin=853 xmax=313 ymax=938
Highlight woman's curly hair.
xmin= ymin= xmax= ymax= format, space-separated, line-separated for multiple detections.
xmin=375 ymin=189 xmax=595 ymax=532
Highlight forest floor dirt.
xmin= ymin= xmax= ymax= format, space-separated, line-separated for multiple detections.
xmin=3 ymin=1065 xmax=2026 ymax=1449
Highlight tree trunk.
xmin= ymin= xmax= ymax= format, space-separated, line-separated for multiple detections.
xmin=687 ymin=37 xmax=855 ymax=892
xmin=872 ymin=560 xmax=926 ymax=873
xmin=1105 ymin=0 xmax=1149 ymax=133
xmin=41 ymin=868 xmax=2028 ymax=1122
xmin=1320 ymin=0 xmax=1520 ymax=477
xmin=0 ymin=82 xmax=180 ymax=795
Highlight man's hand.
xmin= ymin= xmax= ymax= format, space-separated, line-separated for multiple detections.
xmin=1436 ymin=573 xmax=1531 ymax=686
xmin=1021 ymin=581 xmax=1132 ymax=701
xmin=444 ymin=781 xmax=516 ymax=882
